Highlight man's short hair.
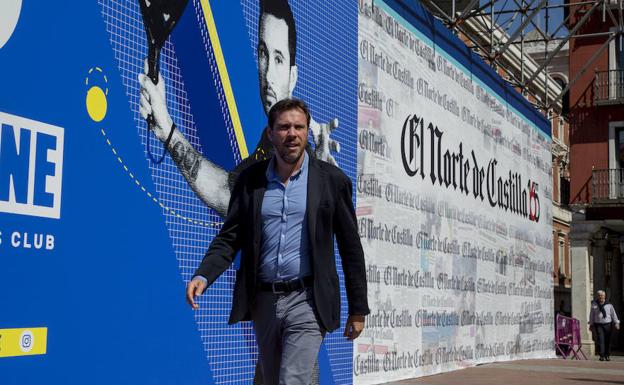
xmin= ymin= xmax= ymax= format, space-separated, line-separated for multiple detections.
xmin=597 ymin=290 xmax=606 ymax=296
xmin=260 ymin=0 xmax=297 ymax=67
xmin=268 ymin=98 xmax=311 ymax=129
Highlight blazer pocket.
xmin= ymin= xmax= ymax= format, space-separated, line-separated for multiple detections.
xmin=318 ymin=201 xmax=332 ymax=209
xmin=318 ymin=200 xmax=335 ymax=215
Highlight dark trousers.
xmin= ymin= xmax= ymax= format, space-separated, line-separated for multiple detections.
xmin=595 ymin=323 xmax=612 ymax=358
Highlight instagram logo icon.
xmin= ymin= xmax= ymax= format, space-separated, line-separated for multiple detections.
xmin=20 ymin=330 xmax=34 ymax=353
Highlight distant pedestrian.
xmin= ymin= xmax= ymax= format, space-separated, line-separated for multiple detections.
xmin=589 ymin=290 xmax=620 ymax=361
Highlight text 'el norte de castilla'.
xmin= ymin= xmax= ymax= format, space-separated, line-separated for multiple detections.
xmin=400 ymin=114 xmax=541 ymax=223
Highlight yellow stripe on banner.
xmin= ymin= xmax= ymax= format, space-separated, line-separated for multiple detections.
xmin=0 ymin=327 xmax=48 ymax=358
xmin=198 ymin=0 xmax=249 ymax=159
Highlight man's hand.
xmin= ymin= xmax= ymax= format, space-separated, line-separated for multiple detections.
xmin=344 ymin=314 xmax=365 ymax=340
xmin=186 ymin=278 xmax=208 ymax=310
xmin=138 ymin=59 xmax=173 ymax=142
xmin=616 ymin=323 xmax=621 ymax=330
xmin=310 ymin=118 xmax=340 ymax=166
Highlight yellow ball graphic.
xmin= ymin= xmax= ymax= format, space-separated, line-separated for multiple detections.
xmin=86 ymin=86 xmax=107 ymax=122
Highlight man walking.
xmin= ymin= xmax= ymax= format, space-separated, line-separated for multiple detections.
xmin=186 ymin=98 xmax=369 ymax=385
xmin=589 ymin=290 xmax=620 ymax=361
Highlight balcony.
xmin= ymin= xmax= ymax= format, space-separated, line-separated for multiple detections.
xmin=595 ymin=70 xmax=624 ymax=105
xmin=592 ymin=168 xmax=624 ymax=204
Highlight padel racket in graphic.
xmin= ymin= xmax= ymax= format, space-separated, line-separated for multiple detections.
xmin=139 ymin=0 xmax=189 ymax=163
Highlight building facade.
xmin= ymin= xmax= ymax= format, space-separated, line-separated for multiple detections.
xmin=566 ymin=0 xmax=624 ymax=355
xmin=524 ymin=31 xmax=573 ymax=320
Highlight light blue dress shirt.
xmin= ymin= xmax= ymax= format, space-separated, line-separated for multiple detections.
xmin=192 ymin=153 xmax=312 ymax=286
xmin=258 ymin=152 xmax=311 ymax=282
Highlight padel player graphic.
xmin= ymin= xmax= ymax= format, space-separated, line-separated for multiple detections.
xmin=139 ymin=0 xmax=340 ymax=217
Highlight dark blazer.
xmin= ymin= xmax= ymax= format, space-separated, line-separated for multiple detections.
xmin=194 ymin=156 xmax=369 ymax=332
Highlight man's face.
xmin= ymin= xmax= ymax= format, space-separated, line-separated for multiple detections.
xmin=258 ymin=13 xmax=297 ymax=115
xmin=598 ymin=292 xmax=606 ymax=304
xmin=267 ymin=108 xmax=308 ymax=165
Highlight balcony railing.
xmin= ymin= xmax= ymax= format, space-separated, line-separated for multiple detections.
xmin=592 ymin=168 xmax=624 ymax=203
xmin=595 ymin=70 xmax=624 ymax=105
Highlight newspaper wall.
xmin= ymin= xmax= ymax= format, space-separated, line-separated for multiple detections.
xmin=355 ymin=1 xmax=554 ymax=383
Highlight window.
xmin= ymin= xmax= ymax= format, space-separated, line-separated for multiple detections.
xmin=617 ymin=35 xmax=623 ymax=70
xmin=553 ymin=78 xmax=569 ymax=116
xmin=617 ymin=36 xmax=624 ymax=100
xmin=608 ymin=31 xmax=624 ymax=100
xmin=558 ymin=235 xmax=566 ymax=278
xmin=617 ymin=127 xmax=624 ymax=168
xmin=560 ymin=177 xmax=570 ymax=206
xmin=608 ymin=123 xmax=624 ymax=199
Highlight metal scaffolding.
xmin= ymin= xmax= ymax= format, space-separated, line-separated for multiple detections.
xmin=417 ymin=0 xmax=624 ymax=117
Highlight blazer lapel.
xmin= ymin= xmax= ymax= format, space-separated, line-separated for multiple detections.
xmin=307 ymin=157 xmax=323 ymax=253
xmin=252 ymin=171 xmax=267 ymax=270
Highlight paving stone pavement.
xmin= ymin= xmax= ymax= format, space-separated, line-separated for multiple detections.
xmin=383 ymin=356 xmax=624 ymax=385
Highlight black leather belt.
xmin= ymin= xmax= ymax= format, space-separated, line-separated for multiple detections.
xmin=259 ymin=276 xmax=313 ymax=293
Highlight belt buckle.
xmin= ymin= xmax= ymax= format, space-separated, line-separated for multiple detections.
xmin=272 ymin=280 xmax=285 ymax=294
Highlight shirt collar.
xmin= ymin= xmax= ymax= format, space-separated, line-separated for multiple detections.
xmin=266 ymin=151 xmax=309 ymax=183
